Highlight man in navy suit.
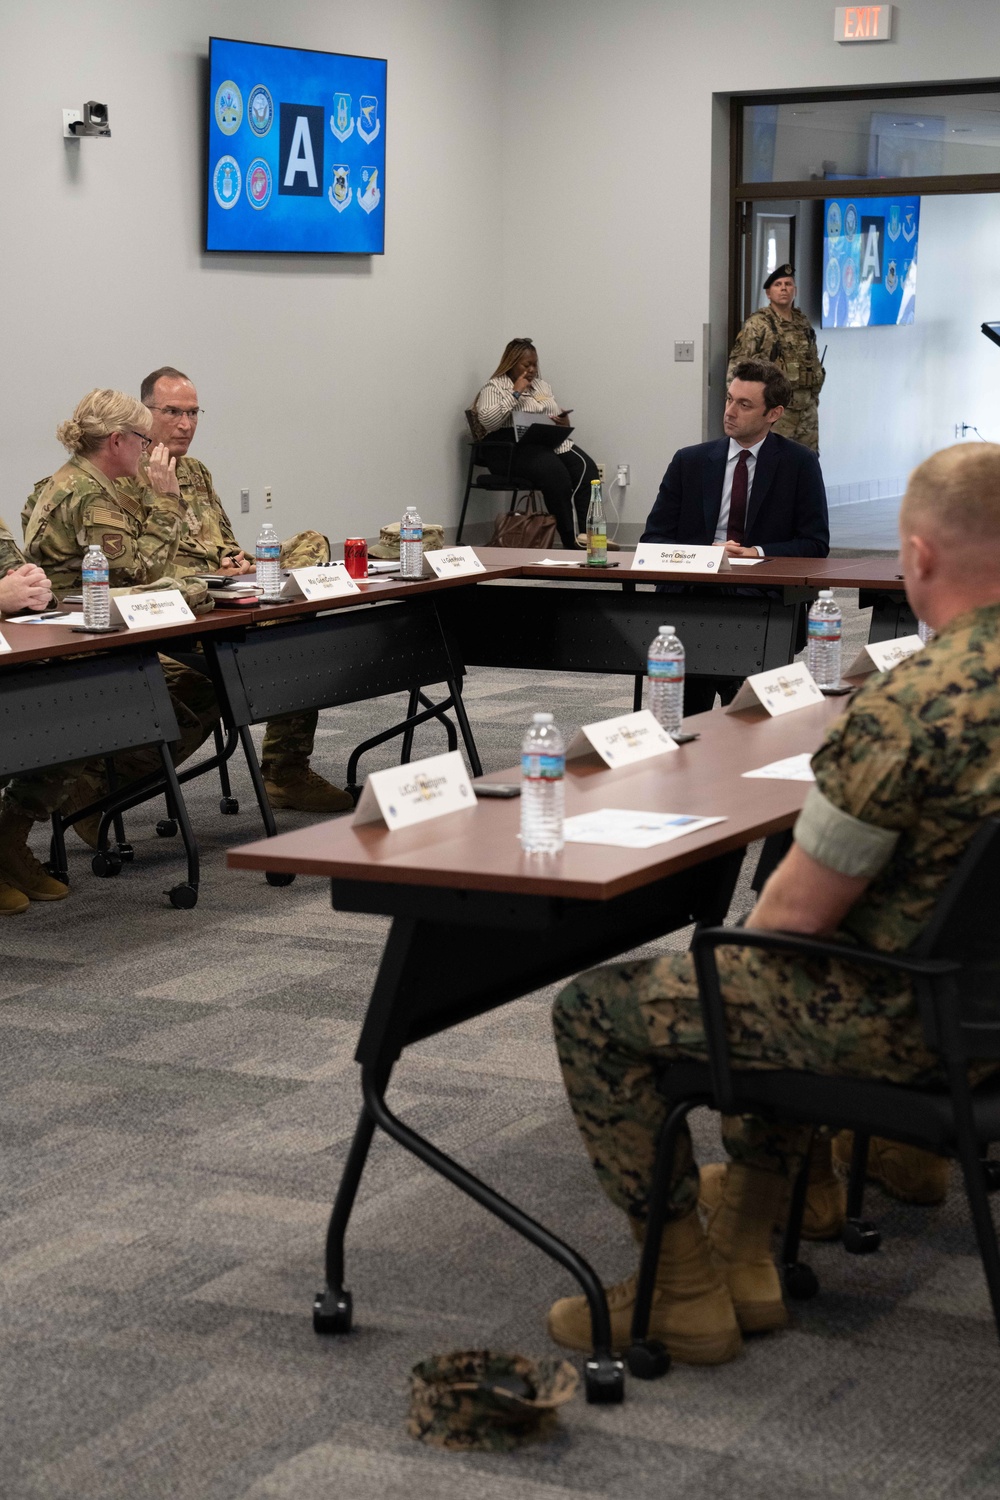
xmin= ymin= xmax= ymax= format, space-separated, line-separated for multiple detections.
xmin=642 ymin=358 xmax=829 ymax=712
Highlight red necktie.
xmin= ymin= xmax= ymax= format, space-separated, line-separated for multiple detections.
xmin=727 ymin=450 xmax=749 ymax=544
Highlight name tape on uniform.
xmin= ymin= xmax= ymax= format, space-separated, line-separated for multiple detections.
xmin=353 ymin=749 xmax=476 ymax=832
xmin=845 ymin=634 xmax=923 ymax=677
xmin=566 ymin=709 xmax=678 ymax=768
xmin=0 ymin=631 xmax=10 ymax=653
xmin=278 ymin=565 xmax=360 ymax=602
xmin=423 ymin=546 xmax=486 ymax=579
xmin=630 ymin=543 xmax=732 ymax=574
xmin=110 ymin=590 xmax=196 ymax=630
xmin=726 ymin=660 xmax=825 ymax=717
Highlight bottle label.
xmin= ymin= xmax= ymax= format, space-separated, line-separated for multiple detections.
xmin=82 ymin=569 xmax=108 ymax=585
xmin=256 ymin=544 xmax=280 ymax=560
xmin=400 ymin=527 xmax=422 ymax=542
xmin=521 ymin=753 xmax=564 ymax=781
xmin=648 ymin=660 xmax=684 ymax=681
xmin=808 ymin=620 xmax=841 ymax=641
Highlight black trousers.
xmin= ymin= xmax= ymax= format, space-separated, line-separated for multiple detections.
xmin=481 ymin=434 xmax=599 ymax=548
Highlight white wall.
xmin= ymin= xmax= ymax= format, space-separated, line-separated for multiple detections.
xmin=1 ymin=0 xmax=503 ymax=544
xmin=498 ymin=0 xmax=1000 ymax=530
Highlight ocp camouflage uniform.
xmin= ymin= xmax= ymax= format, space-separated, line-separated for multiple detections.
xmin=120 ymin=454 xmax=331 ymax=771
xmin=728 ymin=306 xmax=825 ymax=453
xmin=554 ymin=602 xmax=1000 ymax=1225
xmin=21 ymin=462 xmax=218 ymax=803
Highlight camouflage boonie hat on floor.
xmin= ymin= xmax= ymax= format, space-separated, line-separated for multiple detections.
xmin=368 ymin=520 xmax=445 ymax=559
xmin=407 ymin=1349 xmax=578 ymax=1451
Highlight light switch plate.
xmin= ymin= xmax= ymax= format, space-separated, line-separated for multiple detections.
xmin=674 ymin=342 xmax=695 ymax=362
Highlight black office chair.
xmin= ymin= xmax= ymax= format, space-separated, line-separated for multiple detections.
xmin=456 ymin=410 xmax=531 ymax=544
xmin=623 ymin=819 xmax=1000 ymax=1380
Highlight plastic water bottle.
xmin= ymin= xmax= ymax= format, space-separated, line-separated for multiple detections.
xmin=807 ymin=590 xmax=842 ymax=687
xmin=82 ymin=542 xmax=110 ymax=629
xmin=255 ymin=522 xmax=282 ymax=598
xmin=918 ymin=619 xmax=935 ymax=644
xmin=519 ymin=713 xmax=565 ymax=854
xmin=586 ymin=480 xmax=607 ymax=566
xmin=399 ymin=506 xmax=423 ymax=579
xmin=647 ymin=625 xmax=685 ymax=735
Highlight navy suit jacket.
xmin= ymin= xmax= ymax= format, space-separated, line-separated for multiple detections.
xmin=641 ymin=432 xmax=829 ymax=558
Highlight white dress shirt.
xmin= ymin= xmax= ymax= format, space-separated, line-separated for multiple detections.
xmin=713 ymin=435 xmax=767 ymax=555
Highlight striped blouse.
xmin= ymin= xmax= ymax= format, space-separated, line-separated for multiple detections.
xmin=472 ymin=375 xmax=573 ymax=456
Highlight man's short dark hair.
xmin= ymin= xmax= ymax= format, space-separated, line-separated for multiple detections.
xmin=140 ymin=366 xmax=191 ymax=405
xmin=731 ymin=358 xmax=790 ymax=412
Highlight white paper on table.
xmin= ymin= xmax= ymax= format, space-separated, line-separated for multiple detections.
xmin=563 ymin=808 xmax=725 ymax=849
xmin=630 ymin=543 xmax=731 ymax=574
xmin=845 ymin=634 xmax=923 ymax=677
xmin=566 ymin=710 xmax=678 ymax=768
xmin=5 ymin=611 xmax=85 ymax=625
xmin=423 ymin=546 xmax=486 ymax=579
xmin=726 ymin=660 xmax=824 ymax=717
xmin=742 ymin=753 xmax=816 ymax=782
xmin=525 ymin=556 xmax=586 ymax=567
xmin=0 ymin=630 xmax=10 ymax=652
xmin=352 ymin=750 xmax=475 ymax=831
xmin=727 ymin=558 xmax=764 ymax=566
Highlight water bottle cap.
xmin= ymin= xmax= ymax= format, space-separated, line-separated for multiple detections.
xmin=658 ymin=625 xmax=674 ymax=634
xmin=532 ymin=713 xmax=553 ymax=724
xmin=819 ymin=589 xmax=834 ymax=599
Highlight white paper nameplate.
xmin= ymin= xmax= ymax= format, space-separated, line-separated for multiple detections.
xmin=0 ymin=630 xmax=10 ymax=653
xmin=631 ymin=543 xmax=731 ymax=574
xmin=278 ymin=565 xmax=360 ymax=602
xmin=352 ymin=750 xmax=475 ymax=831
xmin=110 ymin=590 xmax=195 ymax=630
xmin=845 ymin=634 xmax=923 ymax=677
xmin=726 ymin=660 xmax=824 ymax=717
xmin=566 ymin=709 xmax=678 ymax=768
xmin=423 ymin=546 xmax=486 ymax=580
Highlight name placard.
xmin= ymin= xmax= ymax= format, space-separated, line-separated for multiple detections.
xmin=110 ymin=590 xmax=195 ymax=630
xmin=0 ymin=631 xmax=10 ymax=653
xmin=726 ymin=660 xmax=824 ymax=717
xmin=352 ymin=750 xmax=475 ymax=831
xmin=279 ymin=565 xmax=360 ymax=602
xmin=631 ymin=543 xmax=731 ymax=574
xmin=566 ymin=709 xmax=678 ymax=768
xmin=845 ymin=634 xmax=923 ymax=677
xmin=423 ymin=546 xmax=487 ymax=580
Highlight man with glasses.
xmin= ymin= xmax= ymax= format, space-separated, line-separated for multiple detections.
xmin=122 ymin=368 xmax=350 ymax=815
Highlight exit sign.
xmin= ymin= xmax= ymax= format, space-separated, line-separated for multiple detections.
xmin=834 ymin=5 xmax=894 ymax=40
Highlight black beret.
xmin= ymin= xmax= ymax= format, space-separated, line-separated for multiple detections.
xmin=764 ymin=264 xmax=795 ymax=290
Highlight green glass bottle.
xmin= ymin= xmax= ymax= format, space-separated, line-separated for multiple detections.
xmin=586 ymin=479 xmax=608 ymax=567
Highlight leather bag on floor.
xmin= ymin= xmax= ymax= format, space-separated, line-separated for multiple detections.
xmin=487 ymin=492 xmax=558 ymax=550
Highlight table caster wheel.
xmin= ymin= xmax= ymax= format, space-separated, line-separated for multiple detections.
xmin=220 ymin=797 xmax=239 ymax=815
xmin=783 ymin=1261 xmax=820 ymax=1300
xmin=584 ymin=1356 xmax=625 ymax=1404
xmin=265 ymin=871 xmax=295 ymax=887
xmin=313 ymin=1288 xmax=352 ymax=1334
xmin=92 ymin=851 xmax=122 ymax=878
xmin=118 ymin=842 xmax=135 ymax=863
xmin=982 ymin=1160 xmax=1000 ymax=1194
xmin=156 ymin=819 xmax=178 ymax=838
xmin=842 ymin=1219 xmax=881 ymax=1255
xmin=168 ymin=884 xmax=198 ymax=909
xmin=626 ymin=1339 xmax=671 ymax=1380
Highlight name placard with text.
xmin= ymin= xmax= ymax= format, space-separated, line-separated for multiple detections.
xmin=423 ymin=546 xmax=487 ymax=580
xmin=845 ymin=634 xmax=923 ymax=677
xmin=278 ymin=565 xmax=361 ymax=603
xmin=631 ymin=543 xmax=731 ymax=574
xmin=726 ymin=660 xmax=824 ymax=718
xmin=566 ymin=710 xmax=678 ymax=768
xmin=110 ymin=591 xmax=196 ymax=631
xmin=352 ymin=750 xmax=475 ymax=831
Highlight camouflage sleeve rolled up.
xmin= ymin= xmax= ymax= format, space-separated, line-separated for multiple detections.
xmin=0 ymin=515 xmax=26 ymax=574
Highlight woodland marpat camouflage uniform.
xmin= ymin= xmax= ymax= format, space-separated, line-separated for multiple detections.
xmin=407 ymin=1350 xmax=577 ymax=1450
xmin=728 ymin=306 xmax=825 ymax=453
xmin=554 ymin=603 xmax=1000 ymax=1225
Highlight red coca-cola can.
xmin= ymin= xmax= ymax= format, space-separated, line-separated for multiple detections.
xmin=344 ymin=537 xmax=368 ymax=579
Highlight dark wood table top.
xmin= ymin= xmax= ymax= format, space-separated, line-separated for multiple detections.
xmin=241 ymin=554 xmax=525 ymax=624
xmin=474 ymin=547 xmax=818 ymax=587
xmin=801 ymin=555 xmax=904 ymax=590
xmin=0 ymin=608 xmax=254 ymax=667
xmin=227 ymin=696 xmax=846 ymax=900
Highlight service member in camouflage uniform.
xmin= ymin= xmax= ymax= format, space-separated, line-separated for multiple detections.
xmin=127 ymin=368 xmax=350 ymax=814
xmin=22 ymin=389 xmax=219 ymax=841
xmin=728 ymin=264 xmax=825 ymax=453
xmin=0 ymin=519 xmax=81 ymax=911
xmin=547 ymin=442 xmax=1000 ymax=1367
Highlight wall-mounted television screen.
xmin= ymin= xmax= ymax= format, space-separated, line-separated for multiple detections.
xmin=206 ymin=37 xmax=386 ymax=254
xmin=822 ymin=195 xmax=919 ymax=329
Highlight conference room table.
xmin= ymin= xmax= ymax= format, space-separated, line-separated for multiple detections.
xmin=228 ymin=690 xmax=848 ymax=1402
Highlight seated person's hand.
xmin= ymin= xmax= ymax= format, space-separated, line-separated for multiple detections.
xmin=0 ymin=563 xmax=53 ymax=615
xmin=147 ymin=442 xmax=181 ymax=499
xmin=723 ymin=541 xmax=760 ymax=558
xmin=552 ymin=410 xmax=572 ymax=427
xmin=218 ymin=550 xmax=254 ymax=576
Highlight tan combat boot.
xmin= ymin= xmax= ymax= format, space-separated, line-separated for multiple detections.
xmin=704 ymin=1163 xmax=789 ymax=1334
xmin=262 ymin=761 xmax=354 ymax=814
xmin=0 ymin=803 xmax=69 ymax=901
xmin=546 ymin=1210 xmax=742 ymax=1366
xmin=0 ymin=880 xmax=29 ymax=915
xmin=700 ymin=1136 xmax=846 ymax=1242
xmin=833 ymin=1131 xmax=950 ymax=1205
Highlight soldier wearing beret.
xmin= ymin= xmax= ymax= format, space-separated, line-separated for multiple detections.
xmin=728 ymin=265 xmax=825 ymax=454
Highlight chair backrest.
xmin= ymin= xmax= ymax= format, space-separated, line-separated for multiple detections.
xmin=464 ymin=408 xmax=487 ymax=444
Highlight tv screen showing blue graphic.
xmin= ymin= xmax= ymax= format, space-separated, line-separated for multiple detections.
xmin=822 ymin=196 xmax=919 ymax=328
xmin=206 ymin=37 xmax=386 ymax=254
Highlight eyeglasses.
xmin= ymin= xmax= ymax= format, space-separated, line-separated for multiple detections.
xmin=127 ymin=430 xmax=152 ymax=449
xmin=147 ymin=405 xmax=203 ymax=420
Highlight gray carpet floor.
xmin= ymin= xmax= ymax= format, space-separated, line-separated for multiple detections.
xmin=5 ymin=571 xmax=1000 ymax=1499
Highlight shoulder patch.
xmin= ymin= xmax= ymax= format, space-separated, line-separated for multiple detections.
xmin=102 ymin=533 xmax=126 ymax=561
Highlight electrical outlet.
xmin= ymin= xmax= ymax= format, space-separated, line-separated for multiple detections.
xmin=240 ymin=488 xmax=250 ymax=514
xmin=674 ymin=341 xmax=695 ymax=363
xmin=955 ymin=423 xmax=973 ymax=439
xmin=616 ymin=463 xmax=630 ymax=487
xmin=264 ymin=486 xmax=272 ymax=509
xmin=596 ymin=463 xmax=606 ymax=483
xmin=62 ymin=109 xmax=83 ymax=139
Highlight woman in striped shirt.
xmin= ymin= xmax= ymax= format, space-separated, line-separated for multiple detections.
xmin=472 ymin=338 xmax=600 ymax=548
